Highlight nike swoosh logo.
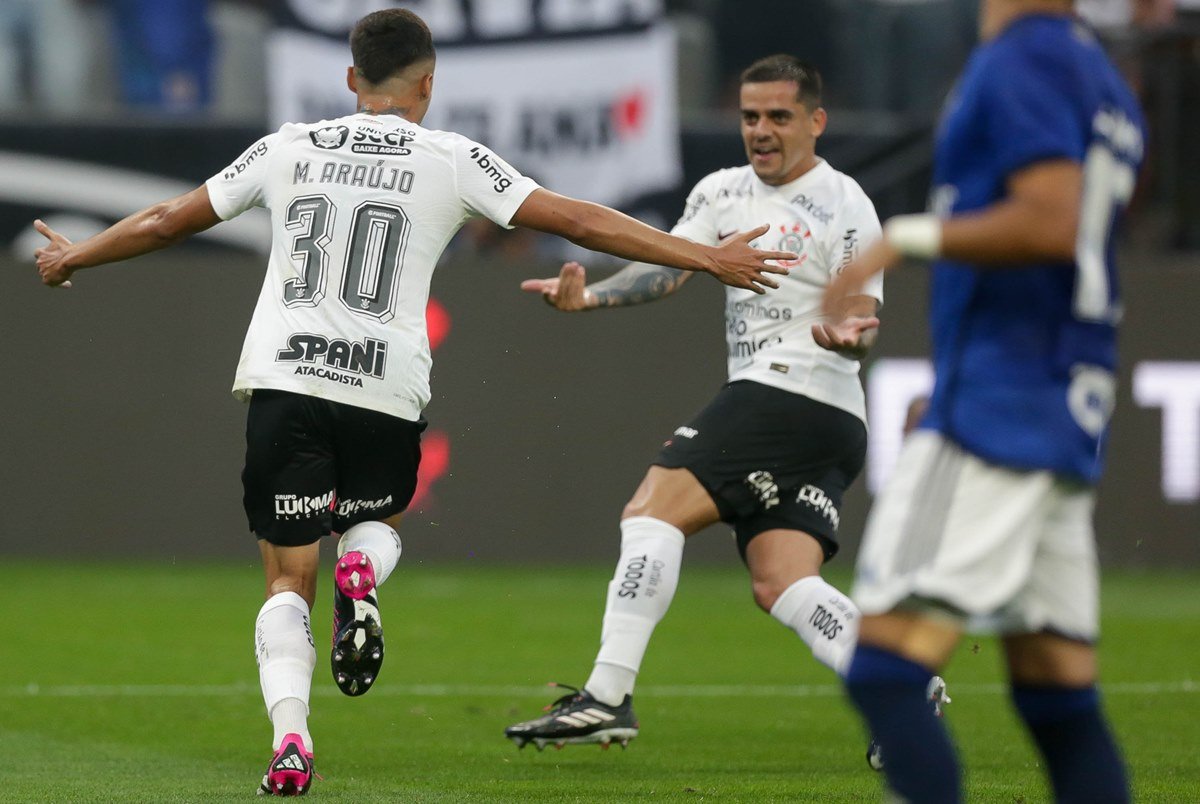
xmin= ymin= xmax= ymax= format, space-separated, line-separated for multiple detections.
xmin=717 ymin=229 xmax=737 ymax=240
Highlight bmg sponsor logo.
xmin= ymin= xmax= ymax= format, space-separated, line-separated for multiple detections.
xmin=467 ymin=146 xmax=514 ymax=193
xmin=224 ymin=141 xmax=269 ymax=179
xmin=838 ymin=228 xmax=860 ymax=272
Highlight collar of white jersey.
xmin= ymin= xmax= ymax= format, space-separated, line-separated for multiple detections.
xmin=756 ymin=157 xmax=831 ymax=193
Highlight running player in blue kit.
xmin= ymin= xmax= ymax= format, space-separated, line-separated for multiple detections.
xmin=825 ymin=1 xmax=1146 ymax=801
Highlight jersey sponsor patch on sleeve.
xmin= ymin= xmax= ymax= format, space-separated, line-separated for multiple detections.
xmin=223 ymin=140 xmax=270 ymax=180
xmin=466 ymin=145 xmax=516 ymax=193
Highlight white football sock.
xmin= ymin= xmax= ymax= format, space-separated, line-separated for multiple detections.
xmin=770 ymin=576 xmax=860 ymax=677
xmin=337 ymin=521 xmax=402 ymax=587
xmin=270 ymin=698 xmax=310 ymax=752
xmin=586 ymin=516 xmax=685 ymax=706
xmin=254 ymin=591 xmax=316 ymax=750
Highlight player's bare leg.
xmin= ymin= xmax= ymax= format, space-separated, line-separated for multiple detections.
xmin=256 ymin=541 xmax=321 ymax=796
xmin=746 ymin=532 xmax=944 ymax=772
xmin=857 ymin=611 xmax=961 ymax=669
xmin=331 ymin=513 xmax=404 ymax=697
xmin=1003 ymin=632 xmax=1129 ymax=801
xmin=746 ymin=529 xmax=859 ymax=675
xmin=505 ymin=467 xmax=716 ymax=749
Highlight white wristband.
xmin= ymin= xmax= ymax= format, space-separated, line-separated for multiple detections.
xmin=884 ymin=214 xmax=942 ymax=260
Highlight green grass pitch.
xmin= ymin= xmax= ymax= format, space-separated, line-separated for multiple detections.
xmin=0 ymin=561 xmax=1196 ymax=802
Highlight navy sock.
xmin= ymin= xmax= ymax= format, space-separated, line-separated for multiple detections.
xmin=1011 ymin=685 xmax=1129 ymax=803
xmin=844 ymin=646 xmax=960 ymax=803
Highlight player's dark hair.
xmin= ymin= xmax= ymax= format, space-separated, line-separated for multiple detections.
xmin=741 ymin=55 xmax=822 ymax=109
xmin=350 ymin=9 xmax=435 ymax=86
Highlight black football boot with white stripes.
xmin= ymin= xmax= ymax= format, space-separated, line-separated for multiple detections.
xmin=505 ymin=684 xmax=639 ymax=750
xmin=330 ymin=584 xmax=384 ymax=697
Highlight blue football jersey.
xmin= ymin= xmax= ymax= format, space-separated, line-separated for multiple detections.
xmin=921 ymin=14 xmax=1146 ymax=483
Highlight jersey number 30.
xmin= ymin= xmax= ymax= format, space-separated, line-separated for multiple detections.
xmin=282 ymin=194 xmax=411 ymax=324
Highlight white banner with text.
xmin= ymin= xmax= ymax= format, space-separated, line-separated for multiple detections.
xmin=267 ymin=16 xmax=680 ymax=207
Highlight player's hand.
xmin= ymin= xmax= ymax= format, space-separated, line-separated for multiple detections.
xmin=519 ymin=262 xmax=597 ymax=311
xmin=32 ymin=219 xmax=75 ymax=289
xmin=822 ymin=240 xmax=900 ymax=317
xmin=812 ymin=316 xmax=881 ymax=360
xmin=707 ymin=224 xmax=794 ymax=294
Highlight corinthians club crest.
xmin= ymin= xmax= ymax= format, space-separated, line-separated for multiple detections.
xmin=776 ymin=221 xmax=810 ymax=267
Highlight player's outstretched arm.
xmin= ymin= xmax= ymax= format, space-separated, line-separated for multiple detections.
xmin=33 ymin=185 xmax=223 ymax=287
xmin=936 ymin=159 xmax=1082 ymax=264
xmin=510 ymin=188 xmax=793 ymax=294
xmin=520 ymin=260 xmax=692 ymax=312
xmin=812 ymin=294 xmax=881 ymax=361
xmin=822 ymin=159 xmax=1086 ymax=316
xmin=822 ymin=239 xmax=901 ymax=318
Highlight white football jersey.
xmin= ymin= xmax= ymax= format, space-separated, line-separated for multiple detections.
xmin=206 ymin=113 xmax=539 ymax=420
xmin=671 ymin=159 xmax=883 ymax=422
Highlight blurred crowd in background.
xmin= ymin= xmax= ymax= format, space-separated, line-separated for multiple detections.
xmin=1 ymin=0 xmax=1198 ymax=245
xmin=0 ymin=0 xmax=1192 ymax=117
xmin=0 ymin=0 xmax=263 ymax=116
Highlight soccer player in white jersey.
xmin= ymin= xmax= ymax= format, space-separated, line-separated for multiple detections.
xmin=505 ymin=55 xmax=920 ymax=753
xmin=30 ymin=10 xmax=794 ymax=796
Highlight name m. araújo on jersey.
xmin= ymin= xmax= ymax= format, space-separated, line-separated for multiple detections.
xmin=293 ymin=160 xmax=415 ymax=194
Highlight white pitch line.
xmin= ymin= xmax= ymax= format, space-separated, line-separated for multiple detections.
xmin=2 ymin=680 xmax=1197 ymax=699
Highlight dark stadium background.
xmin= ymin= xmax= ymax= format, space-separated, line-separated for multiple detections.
xmin=1 ymin=2 xmax=1196 ymax=570
xmin=1 ymin=225 xmax=1195 ymax=567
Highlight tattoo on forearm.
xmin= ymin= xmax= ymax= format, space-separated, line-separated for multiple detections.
xmin=589 ymin=264 xmax=689 ymax=307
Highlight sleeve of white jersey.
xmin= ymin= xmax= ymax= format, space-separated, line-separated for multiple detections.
xmin=204 ymin=134 xmax=278 ymax=221
xmin=453 ymin=138 xmax=540 ymax=229
xmin=668 ymin=172 xmax=721 ymax=246
xmin=834 ymin=185 xmax=884 ymax=306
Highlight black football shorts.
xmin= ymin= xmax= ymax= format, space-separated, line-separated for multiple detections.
xmin=653 ymin=380 xmax=867 ymax=560
xmin=242 ymin=389 xmax=426 ymax=547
